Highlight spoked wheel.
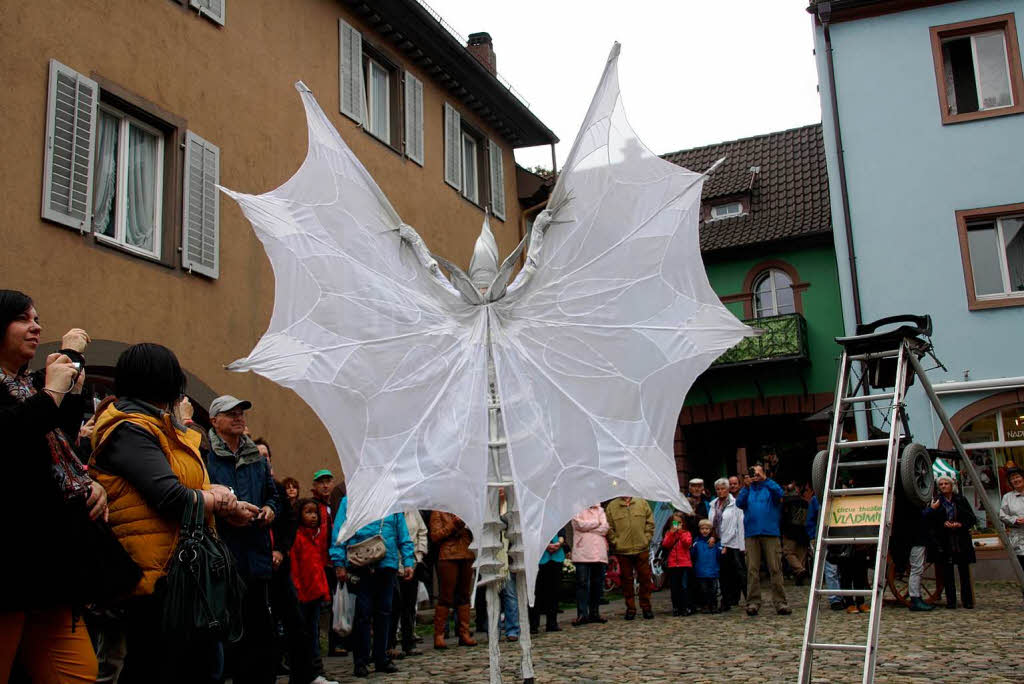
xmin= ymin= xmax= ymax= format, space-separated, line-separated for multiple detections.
xmin=604 ymin=556 xmax=620 ymax=592
xmin=885 ymin=553 xmax=944 ymax=606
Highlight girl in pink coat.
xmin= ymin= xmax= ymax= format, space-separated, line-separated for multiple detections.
xmin=571 ymin=504 xmax=610 ymax=625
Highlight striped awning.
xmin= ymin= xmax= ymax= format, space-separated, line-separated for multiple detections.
xmin=933 ymin=457 xmax=957 ymax=479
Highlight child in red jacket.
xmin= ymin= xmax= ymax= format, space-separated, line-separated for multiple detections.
xmin=291 ymin=499 xmax=331 ymax=669
xmin=661 ymin=510 xmax=693 ymax=617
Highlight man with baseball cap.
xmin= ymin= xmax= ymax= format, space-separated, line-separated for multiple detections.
xmin=206 ymin=395 xmax=280 ymax=684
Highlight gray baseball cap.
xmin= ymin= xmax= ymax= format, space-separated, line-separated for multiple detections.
xmin=209 ymin=395 xmax=252 ymax=416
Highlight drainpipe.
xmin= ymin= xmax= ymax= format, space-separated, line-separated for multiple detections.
xmin=818 ymin=2 xmax=863 ymax=327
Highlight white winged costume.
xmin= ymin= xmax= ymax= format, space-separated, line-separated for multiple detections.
xmin=221 ymin=44 xmax=751 ymax=638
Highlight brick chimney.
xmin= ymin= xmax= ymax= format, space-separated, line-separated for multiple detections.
xmin=467 ymin=32 xmax=496 ymax=75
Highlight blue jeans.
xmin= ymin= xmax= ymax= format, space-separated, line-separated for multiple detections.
xmin=350 ymin=567 xmax=396 ymax=668
xmin=824 ymin=560 xmax=841 ymax=605
xmin=499 ymin=575 xmax=520 ymax=637
xmin=574 ymin=562 xmax=606 ymax=619
xmin=298 ymin=600 xmax=322 ymax=670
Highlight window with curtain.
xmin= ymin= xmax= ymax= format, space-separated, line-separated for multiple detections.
xmin=752 ymin=268 xmax=795 ymax=317
xmin=92 ymin=104 xmax=163 ymax=258
xmin=366 ymin=58 xmax=390 ymax=144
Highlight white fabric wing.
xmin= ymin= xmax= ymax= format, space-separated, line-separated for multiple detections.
xmin=220 ymin=84 xmax=490 ymax=543
xmin=491 ymin=44 xmax=753 ymax=592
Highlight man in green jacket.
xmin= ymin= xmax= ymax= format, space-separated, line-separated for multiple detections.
xmin=606 ymin=496 xmax=655 ymax=619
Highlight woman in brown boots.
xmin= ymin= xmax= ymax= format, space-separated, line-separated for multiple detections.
xmin=429 ymin=511 xmax=477 ymax=649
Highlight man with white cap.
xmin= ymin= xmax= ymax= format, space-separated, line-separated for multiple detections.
xmin=206 ymin=395 xmax=280 ymax=684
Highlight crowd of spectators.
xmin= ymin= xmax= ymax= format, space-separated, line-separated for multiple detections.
xmin=5 ymin=287 xmax=1021 ymax=683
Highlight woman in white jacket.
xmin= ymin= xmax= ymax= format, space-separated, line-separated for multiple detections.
xmin=707 ymin=479 xmax=746 ymax=610
xmin=571 ymin=504 xmax=610 ymax=625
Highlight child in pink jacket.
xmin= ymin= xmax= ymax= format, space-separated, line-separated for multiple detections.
xmin=571 ymin=504 xmax=609 ymax=625
xmin=661 ymin=510 xmax=693 ymax=616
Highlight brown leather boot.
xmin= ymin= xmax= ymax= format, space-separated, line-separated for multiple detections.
xmin=456 ymin=605 xmax=477 ymax=646
xmin=433 ymin=605 xmax=449 ymax=649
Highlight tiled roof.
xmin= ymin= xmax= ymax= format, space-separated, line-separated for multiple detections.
xmin=662 ymin=123 xmax=832 ymax=253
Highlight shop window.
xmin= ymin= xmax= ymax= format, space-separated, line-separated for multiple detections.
xmin=930 ymin=13 xmax=1024 ymax=124
xmin=752 ymin=268 xmax=796 ymax=318
xmin=956 ymin=404 xmax=1024 ymax=532
xmin=955 ymin=202 xmax=1024 ymax=310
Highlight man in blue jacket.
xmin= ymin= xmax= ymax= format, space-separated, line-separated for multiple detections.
xmin=206 ymin=395 xmax=280 ymax=684
xmin=735 ymin=464 xmax=791 ymax=616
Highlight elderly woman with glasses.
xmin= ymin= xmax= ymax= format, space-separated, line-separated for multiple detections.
xmin=927 ymin=475 xmax=977 ymax=609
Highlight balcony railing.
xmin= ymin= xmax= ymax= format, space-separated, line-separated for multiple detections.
xmin=712 ymin=312 xmax=809 ymax=367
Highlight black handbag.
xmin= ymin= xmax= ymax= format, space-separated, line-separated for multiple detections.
xmin=160 ymin=491 xmax=246 ymax=643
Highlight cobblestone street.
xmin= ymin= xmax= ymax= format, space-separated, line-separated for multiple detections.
xmin=316 ymin=581 xmax=1023 ymax=683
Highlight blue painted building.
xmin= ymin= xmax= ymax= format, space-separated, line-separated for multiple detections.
xmin=809 ymin=0 xmax=1024 ymax=537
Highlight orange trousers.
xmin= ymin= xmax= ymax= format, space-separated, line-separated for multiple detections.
xmin=0 ymin=608 xmax=97 ymax=683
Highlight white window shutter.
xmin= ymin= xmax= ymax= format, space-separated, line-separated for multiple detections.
xmin=41 ymin=59 xmax=98 ymax=232
xmin=182 ymin=131 xmax=220 ymax=278
xmin=189 ymin=0 xmax=226 ymax=26
xmin=339 ymin=18 xmax=365 ymax=124
xmin=404 ymin=73 xmax=424 ymax=165
xmin=489 ymin=139 xmax=506 ymax=221
xmin=444 ymin=102 xmax=462 ymax=190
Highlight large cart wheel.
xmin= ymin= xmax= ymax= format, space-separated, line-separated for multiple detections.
xmin=900 ymin=443 xmax=934 ymax=508
xmin=885 ymin=553 xmax=944 ymax=606
xmin=812 ymin=449 xmax=829 ymax=501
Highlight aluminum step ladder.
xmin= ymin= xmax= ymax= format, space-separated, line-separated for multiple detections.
xmin=797 ymin=339 xmax=914 ymax=684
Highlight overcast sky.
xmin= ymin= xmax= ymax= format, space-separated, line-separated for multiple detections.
xmin=424 ymin=0 xmax=823 ymax=171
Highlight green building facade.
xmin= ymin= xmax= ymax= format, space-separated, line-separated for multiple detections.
xmin=663 ymin=124 xmax=845 ymax=485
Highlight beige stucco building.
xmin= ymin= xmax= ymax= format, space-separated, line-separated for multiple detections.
xmin=0 ymin=0 xmax=556 ymax=483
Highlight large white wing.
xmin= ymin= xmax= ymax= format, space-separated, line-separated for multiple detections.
xmin=492 ymin=44 xmax=753 ymax=595
xmin=221 ymin=84 xmax=490 ymax=542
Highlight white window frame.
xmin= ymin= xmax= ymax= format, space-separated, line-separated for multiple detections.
xmin=710 ymin=201 xmax=743 ymax=220
xmin=752 ymin=268 xmax=794 ymax=318
xmin=968 ymin=214 xmax=1024 ymax=299
xmin=93 ymin=103 xmax=164 ymax=260
xmin=943 ymin=30 xmax=1015 ymax=113
xmin=365 ymin=58 xmax=390 ymax=144
xmin=461 ymin=131 xmax=478 ymax=204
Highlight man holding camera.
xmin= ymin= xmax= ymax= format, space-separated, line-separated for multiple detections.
xmin=735 ymin=464 xmax=791 ymax=616
xmin=207 ymin=395 xmax=280 ymax=684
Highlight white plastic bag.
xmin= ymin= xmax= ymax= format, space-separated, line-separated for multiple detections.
xmin=416 ymin=580 xmax=429 ymax=607
xmin=332 ymin=583 xmax=355 ymax=637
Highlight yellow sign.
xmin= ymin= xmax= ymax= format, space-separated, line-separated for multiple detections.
xmin=828 ymin=495 xmax=883 ymax=528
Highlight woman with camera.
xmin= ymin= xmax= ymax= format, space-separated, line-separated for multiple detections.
xmin=89 ymin=343 xmax=258 ymax=682
xmin=0 ymin=289 xmax=108 ymax=682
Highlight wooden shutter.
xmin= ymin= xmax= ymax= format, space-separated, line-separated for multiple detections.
xmin=444 ymin=102 xmax=461 ymax=190
xmin=189 ymin=0 xmax=226 ymax=26
xmin=489 ymin=139 xmax=506 ymax=221
xmin=404 ymin=73 xmax=424 ymax=165
xmin=181 ymin=131 xmax=220 ymax=278
xmin=339 ymin=18 xmax=365 ymax=124
xmin=41 ymin=59 xmax=98 ymax=231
